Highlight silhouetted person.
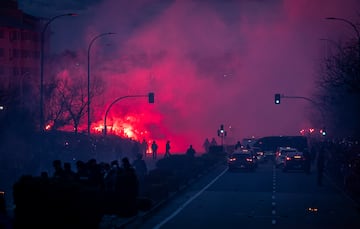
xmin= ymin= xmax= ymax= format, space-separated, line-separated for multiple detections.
xmin=86 ymin=158 xmax=102 ymax=187
xmin=52 ymin=159 xmax=65 ymax=179
xmin=203 ymin=138 xmax=210 ymax=153
xmin=104 ymin=160 xmax=119 ymax=192
xmin=235 ymin=141 xmax=242 ymax=150
xmin=186 ymin=145 xmax=196 ymax=158
xmin=151 ymin=141 xmax=158 ymax=160
xmin=317 ymin=146 xmax=326 ymax=186
xmin=116 ymin=157 xmax=139 ymax=217
xmin=210 ymin=138 xmax=218 ymax=146
xmin=164 ymin=140 xmax=171 ymax=158
xmin=75 ymin=160 xmax=89 ymax=183
xmin=132 ymin=154 xmax=148 ymax=196
xmin=63 ymin=162 xmax=77 ymax=181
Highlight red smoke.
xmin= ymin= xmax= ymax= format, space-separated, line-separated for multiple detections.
xmin=46 ymin=0 xmax=359 ymax=153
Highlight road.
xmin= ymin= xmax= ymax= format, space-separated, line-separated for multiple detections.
xmin=128 ymin=160 xmax=360 ymax=229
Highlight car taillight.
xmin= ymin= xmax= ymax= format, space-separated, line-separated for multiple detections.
xmin=229 ymin=158 xmax=236 ymax=162
xmin=246 ymin=158 xmax=253 ymax=162
xmin=286 ymin=156 xmax=291 ymax=160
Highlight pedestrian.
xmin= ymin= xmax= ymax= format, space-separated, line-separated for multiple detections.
xmin=164 ymin=140 xmax=171 ymax=158
xmin=210 ymin=138 xmax=218 ymax=146
xmin=132 ymin=154 xmax=148 ymax=195
xmin=235 ymin=141 xmax=242 ymax=150
xmin=151 ymin=140 xmax=158 ymax=160
xmin=52 ymin=159 xmax=65 ymax=179
xmin=203 ymin=138 xmax=210 ymax=153
xmin=186 ymin=145 xmax=196 ymax=158
xmin=116 ymin=157 xmax=139 ymax=217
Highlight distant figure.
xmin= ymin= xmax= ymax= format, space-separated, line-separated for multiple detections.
xmin=235 ymin=141 xmax=242 ymax=150
xmin=210 ymin=138 xmax=218 ymax=146
xmin=186 ymin=145 xmax=196 ymax=157
xmin=63 ymin=162 xmax=77 ymax=181
xmin=164 ymin=140 xmax=171 ymax=158
xmin=141 ymin=139 xmax=148 ymax=157
xmin=203 ymin=138 xmax=210 ymax=153
xmin=52 ymin=159 xmax=64 ymax=179
xmin=104 ymin=160 xmax=119 ymax=191
xmin=151 ymin=141 xmax=158 ymax=160
xmin=117 ymin=157 xmax=139 ymax=217
xmin=132 ymin=154 xmax=148 ymax=195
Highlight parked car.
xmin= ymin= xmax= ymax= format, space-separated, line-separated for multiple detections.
xmin=275 ymin=147 xmax=298 ymax=168
xmin=228 ymin=151 xmax=257 ymax=172
xmin=282 ymin=151 xmax=306 ymax=172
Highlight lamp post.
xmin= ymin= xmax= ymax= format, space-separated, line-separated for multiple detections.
xmin=87 ymin=32 xmax=115 ymax=135
xmin=39 ymin=13 xmax=76 ymax=131
xmin=326 ymin=17 xmax=360 ymax=60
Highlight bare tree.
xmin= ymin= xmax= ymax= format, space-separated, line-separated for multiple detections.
xmin=314 ymin=37 xmax=360 ymax=140
xmin=45 ymin=50 xmax=104 ymax=133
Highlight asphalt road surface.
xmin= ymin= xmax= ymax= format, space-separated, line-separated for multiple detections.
xmin=128 ymin=160 xmax=360 ymax=229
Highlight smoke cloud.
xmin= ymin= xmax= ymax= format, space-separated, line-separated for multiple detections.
xmin=20 ymin=0 xmax=360 ymax=153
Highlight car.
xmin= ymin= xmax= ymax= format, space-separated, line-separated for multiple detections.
xmin=252 ymin=146 xmax=265 ymax=163
xmin=252 ymin=135 xmax=309 ymax=162
xmin=282 ymin=151 xmax=306 ymax=172
xmin=228 ymin=151 xmax=257 ymax=171
xmin=275 ymin=147 xmax=298 ymax=168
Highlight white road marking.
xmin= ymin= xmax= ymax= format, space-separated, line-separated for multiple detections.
xmin=153 ymin=167 xmax=228 ymax=229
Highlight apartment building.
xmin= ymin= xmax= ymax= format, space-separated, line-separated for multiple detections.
xmin=0 ymin=0 xmax=41 ymax=89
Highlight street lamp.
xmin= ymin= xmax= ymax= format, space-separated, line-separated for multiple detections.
xmin=326 ymin=17 xmax=360 ymax=60
xmin=87 ymin=32 xmax=116 ymax=135
xmin=103 ymin=93 xmax=155 ymax=136
xmin=39 ymin=13 xmax=77 ymax=131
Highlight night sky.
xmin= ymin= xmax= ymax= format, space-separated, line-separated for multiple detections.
xmin=17 ymin=0 xmax=360 ymax=152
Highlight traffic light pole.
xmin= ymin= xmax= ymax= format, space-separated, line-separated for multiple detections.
xmin=103 ymin=93 xmax=154 ymax=136
xmin=277 ymin=94 xmax=326 ymax=134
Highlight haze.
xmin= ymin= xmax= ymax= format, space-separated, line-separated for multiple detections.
xmin=19 ymin=0 xmax=360 ymax=152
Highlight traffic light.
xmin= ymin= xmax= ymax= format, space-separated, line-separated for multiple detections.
xmin=218 ymin=124 xmax=225 ymax=136
xmin=274 ymin=93 xmax=281 ymax=104
xmin=148 ymin=92 xmax=154 ymax=103
xmin=320 ymin=128 xmax=326 ymax=136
